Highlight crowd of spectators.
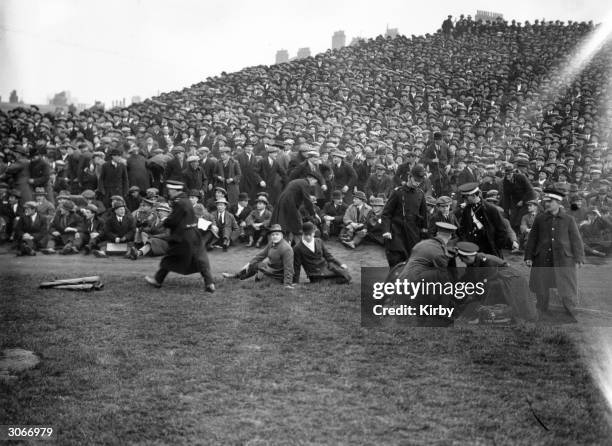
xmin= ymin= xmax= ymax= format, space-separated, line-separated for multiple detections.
xmin=1 ymin=15 xmax=612 ymax=259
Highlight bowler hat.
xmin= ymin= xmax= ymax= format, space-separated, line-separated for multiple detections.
xmin=302 ymin=222 xmax=316 ymax=234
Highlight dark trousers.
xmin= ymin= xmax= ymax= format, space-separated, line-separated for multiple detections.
xmin=385 ymin=250 xmax=407 ymax=269
xmin=236 ymin=262 xmax=284 ymax=283
xmin=536 ymin=292 xmax=550 ymax=312
xmin=154 ymin=251 xmax=214 ymax=286
xmin=308 ymin=263 xmax=352 ymax=284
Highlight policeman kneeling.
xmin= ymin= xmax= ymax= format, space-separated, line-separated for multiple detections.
xmin=395 ymin=221 xmax=458 ymax=326
xmin=455 ymin=241 xmax=538 ymax=322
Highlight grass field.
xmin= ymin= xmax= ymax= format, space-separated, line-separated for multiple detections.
xmin=1 ymin=243 xmax=612 ymax=445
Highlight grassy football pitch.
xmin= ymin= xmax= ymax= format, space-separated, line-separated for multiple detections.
xmin=1 ymin=243 xmax=612 ymax=445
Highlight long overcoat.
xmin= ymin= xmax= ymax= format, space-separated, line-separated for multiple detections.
xmin=270 ymin=179 xmax=314 ymax=234
xmin=381 ymin=184 xmax=428 ymax=258
xmin=160 ymin=194 xmax=207 ymax=275
xmin=524 ymin=209 xmax=584 ymax=300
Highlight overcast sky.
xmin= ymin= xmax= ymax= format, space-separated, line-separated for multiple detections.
xmin=1 ymin=0 xmax=610 ymax=106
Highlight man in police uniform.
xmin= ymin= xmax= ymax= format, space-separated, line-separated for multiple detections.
xmin=455 ymin=241 xmax=538 ymax=322
xmin=145 ymin=180 xmax=215 ymax=292
xmin=457 ymin=182 xmax=512 ymax=257
xmin=395 ymin=222 xmax=458 ymax=326
xmin=524 ymin=187 xmax=584 ymax=319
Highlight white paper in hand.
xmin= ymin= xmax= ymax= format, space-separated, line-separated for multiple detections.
xmin=197 ymin=218 xmax=212 ymax=231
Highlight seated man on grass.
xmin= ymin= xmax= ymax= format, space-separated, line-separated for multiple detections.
xmin=222 ymin=224 xmax=294 ymax=288
xmin=293 ymin=222 xmax=351 ymax=284
xmin=340 ymin=190 xmax=372 ymax=249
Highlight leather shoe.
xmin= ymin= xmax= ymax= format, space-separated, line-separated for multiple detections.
xmin=145 ymin=276 xmax=162 ymax=288
xmin=205 ymin=284 xmax=216 ymax=293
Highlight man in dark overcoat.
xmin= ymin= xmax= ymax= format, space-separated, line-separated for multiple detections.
xmin=502 ymin=163 xmax=537 ymax=233
xmin=214 ymin=147 xmax=242 ymax=206
xmin=256 ymin=145 xmax=286 ymax=207
xmin=145 ymin=180 xmax=215 ymax=292
xmin=271 ymin=174 xmax=318 ymax=243
xmin=236 ymin=143 xmax=263 ymax=202
xmin=126 ymin=146 xmax=150 ymax=192
xmin=524 ymin=188 xmax=584 ymax=318
xmin=330 ymin=150 xmax=358 ymax=204
xmin=421 ymin=132 xmax=451 ymax=197
xmin=98 ymin=147 xmax=129 ymax=208
xmin=381 ymin=164 xmax=429 ymax=267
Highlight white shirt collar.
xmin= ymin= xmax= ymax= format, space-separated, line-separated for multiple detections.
xmin=303 ymin=238 xmax=316 ymax=252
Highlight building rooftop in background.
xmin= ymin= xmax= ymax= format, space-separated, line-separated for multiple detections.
xmin=296 ymin=47 xmax=311 ymax=59
xmin=275 ymin=49 xmax=289 ymax=64
xmin=332 ymin=31 xmax=346 ymax=50
xmin=475 ymin=10 xmax=503 ymax=22
xmin=385 ymin=27 xmax=399 ymax=38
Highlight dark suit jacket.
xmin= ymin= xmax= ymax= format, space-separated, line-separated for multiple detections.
xmin=103 ymin=213 xmax=136 ymax=242
xmin=165 ymin=156 xmax=186 ymax=182
xmin=257 ymin=157 xmax=287 ymax=205
xmin=15 ymin=212 xmax=47 ymax=241
xmin=78 ymin=216 xmax=104 ymax=236
xmin=236 ymin=152 xmax=262 ymax=196
xmin=50 ymin=211 xmax=83 ymax=234
xmin=422 ymin=141 xmax=449 ymax=169
xmin=229 ymin=203 xmax=253 ymax=224
xmin=293 ymin=238 xmax=341 ymax=283
xmin=457 ymin=167 xmax=477 ymax=185
xmin=99 ymin=161 xmax=129 ymax=199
